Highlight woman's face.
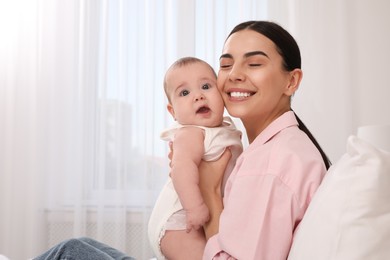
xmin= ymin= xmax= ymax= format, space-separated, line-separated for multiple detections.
xmin=217 ymin=29 xmax=300 ymax=137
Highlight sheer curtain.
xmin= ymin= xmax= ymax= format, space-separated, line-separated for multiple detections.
xmin=1 ymin=0 xmax=389 ymax=259
xmin=0 ymin=0 xmax=265 ymax=259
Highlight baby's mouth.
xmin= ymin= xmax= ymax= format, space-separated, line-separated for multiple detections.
xmin=196 ymin=106 xmax=210 ymax=114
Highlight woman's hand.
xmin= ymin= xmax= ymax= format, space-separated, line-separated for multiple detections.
xmin=168 ymin=142 xmax=231 ymax=239
xmin=169 ymin=142 xmax=231 ymax=194
xmin=199 ymin=148 xmax=231 ymax=239
xmin=199 ymin=149 xmax=232 ymax=196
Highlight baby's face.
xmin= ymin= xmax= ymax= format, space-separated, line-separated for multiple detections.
xmin=166 ymin=62 xmax=224 ymax=127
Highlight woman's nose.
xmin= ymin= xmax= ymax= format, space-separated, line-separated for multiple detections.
xmin=229 ymin=65 xmax=245 ymax=82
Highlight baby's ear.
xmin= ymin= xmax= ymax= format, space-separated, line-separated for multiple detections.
xmin=285 ymin=68 xmax=302 ymax=96
xmin=167 ymin=104 xmax=176 ymax=120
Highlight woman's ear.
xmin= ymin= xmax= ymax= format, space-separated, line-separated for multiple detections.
xmin=167 ymin=104 xmax=176 ymax=120
xmin=285 ymin=68 xmax=303 ymax=96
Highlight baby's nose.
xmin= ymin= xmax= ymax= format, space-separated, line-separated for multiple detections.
xmin=195 ymin=94 xmax=205 ymax=101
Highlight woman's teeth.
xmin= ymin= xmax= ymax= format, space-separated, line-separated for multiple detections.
xmin=230 ymin=92 xmax=251 ymax=97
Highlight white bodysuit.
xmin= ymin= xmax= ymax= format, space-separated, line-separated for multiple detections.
xmin=148 ymin=116 xmax=243 ymax=259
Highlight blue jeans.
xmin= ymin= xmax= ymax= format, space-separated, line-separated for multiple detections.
xmin=33 ymin=237 xmax=135 ymax=260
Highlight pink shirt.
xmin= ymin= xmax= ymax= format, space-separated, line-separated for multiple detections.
xmin=203 ymin=111 xmax=326 ymax=260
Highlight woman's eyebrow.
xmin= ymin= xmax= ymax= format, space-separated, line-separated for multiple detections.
xmin=219 ymin=51 xmax=269 ymax=60
xmin=244 ymin=51 xmax=269 ymax=58
xmin=219 ymin=53 xmax=233 ymax=60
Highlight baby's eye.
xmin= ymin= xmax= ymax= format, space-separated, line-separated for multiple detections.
xmin=202 ymin=84 xmax=210 ymax=90
xmin=179 ymin=89 xmax=190 ymax=96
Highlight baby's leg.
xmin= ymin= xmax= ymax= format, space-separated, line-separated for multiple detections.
xmin=160 ymin=229 xmax=206 ymax=260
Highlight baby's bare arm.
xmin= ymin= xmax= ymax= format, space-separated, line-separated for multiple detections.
xmin=199 ymin=149 xmax=231 ymax=239
xmin=170 ymin=127 xmax=209 ymax=230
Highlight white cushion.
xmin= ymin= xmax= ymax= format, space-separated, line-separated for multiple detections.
xmin=288 ymin=135 xmax=390 ymax=260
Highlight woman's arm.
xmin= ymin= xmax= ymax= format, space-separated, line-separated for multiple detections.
xmin=199 ymin=149 xmax=231 ymax=239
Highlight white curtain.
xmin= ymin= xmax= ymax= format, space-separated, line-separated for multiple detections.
xmin=0 ymin=0 xmax=265 ymax=259
xmin=1 ymin=0 xmax=389 ymax=259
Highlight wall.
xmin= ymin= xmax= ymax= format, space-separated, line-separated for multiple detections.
xmin=269 ymin=0 xmax=390 ymax=162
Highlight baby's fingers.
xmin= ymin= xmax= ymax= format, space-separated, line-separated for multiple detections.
xmin=185 ymin=224 xmax=192 ymax=233
xmin=168 ymin=141 xmax=173 ymax=167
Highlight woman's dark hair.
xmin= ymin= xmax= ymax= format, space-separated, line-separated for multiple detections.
xmin=228 ymin=21 xmax=331 ymax=169
xmin=228 ymin=21 xmax=301 ymax=71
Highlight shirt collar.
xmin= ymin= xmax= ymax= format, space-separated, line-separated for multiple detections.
xmin=250 ymin=110 xmax=298 ymax=147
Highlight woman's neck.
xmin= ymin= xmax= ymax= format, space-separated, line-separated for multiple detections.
xmin=243 ymin=107 xmax=290 ymax=144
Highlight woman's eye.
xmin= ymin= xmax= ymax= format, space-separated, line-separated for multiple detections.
xmin=202 ymin=84 xmax=210 ymax=90
xmin=219 ymin=59 xmax=232 ymax=69
xmin=249 ymin=63 xmax=261 ymax=67
xmin=179 ymin=90 xmax=189 ymax=96
xmin=220 ymin=64 xmax=232 ymax=69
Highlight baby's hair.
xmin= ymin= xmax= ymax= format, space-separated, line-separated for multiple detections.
xmin=163 ymin=57 xmax=217 ymax=103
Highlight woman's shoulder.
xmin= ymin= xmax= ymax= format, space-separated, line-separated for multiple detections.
xmin=271 ymin=126 xmax=326 ymax=201
xmin=238 ymin=125 xmax=325 ymax=174
xmin=274 ymin=126 xmax=321 ymax=155
xmin=234 ymin=125 xmax=326 ymax=208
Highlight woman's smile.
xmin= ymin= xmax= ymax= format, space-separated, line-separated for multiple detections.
xmin=229 ymin=91 xmax=254 ymax=99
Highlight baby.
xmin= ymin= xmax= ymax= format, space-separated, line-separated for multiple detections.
xmin=148 ymin=57 xmax=242 ymax=259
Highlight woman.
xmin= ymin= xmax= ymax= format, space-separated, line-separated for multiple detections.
xmin=198 ymin=21 xmax=331 ymax=259
xmin=33 ymin=20 xmax=330 ymax=260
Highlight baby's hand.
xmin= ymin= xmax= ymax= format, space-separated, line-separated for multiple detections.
xmin=185 ymin=202 xmax=209 ymax=232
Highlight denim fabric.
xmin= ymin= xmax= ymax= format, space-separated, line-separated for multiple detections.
xmin=33 ymin=237 xmax=135 ymax=260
